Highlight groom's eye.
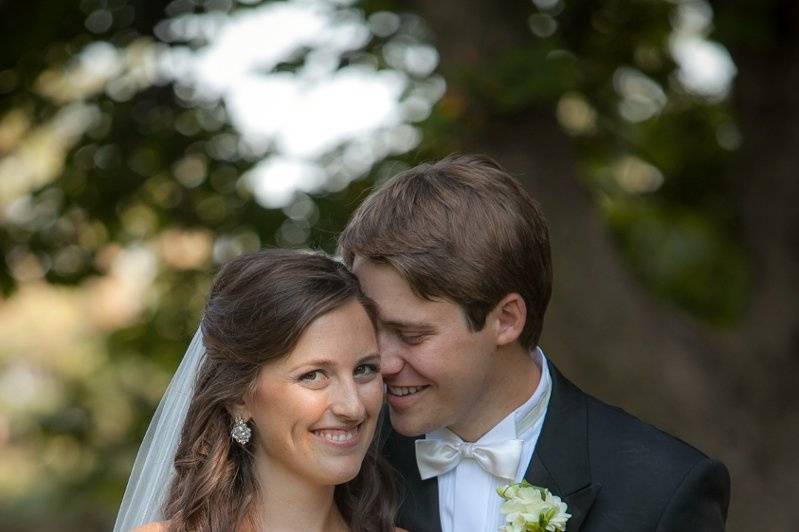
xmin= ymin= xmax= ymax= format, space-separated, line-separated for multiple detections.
xmin=398 ymin=332 xmax=426 ymax=345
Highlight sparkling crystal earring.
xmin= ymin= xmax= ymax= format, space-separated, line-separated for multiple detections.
xmin=231 ymin=415 xmax=252 ymax=445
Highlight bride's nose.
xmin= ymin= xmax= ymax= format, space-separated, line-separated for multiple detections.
xmin=329 ymin=378 xmax=367 ymax=421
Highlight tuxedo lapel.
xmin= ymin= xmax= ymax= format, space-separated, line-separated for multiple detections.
xmin=524 ymin=363 xmax=600 ymax=531
xmin=385 ymin=428 xmax=442 ymax=532
xmin=402 ymin=461 xmax=442 ymax=532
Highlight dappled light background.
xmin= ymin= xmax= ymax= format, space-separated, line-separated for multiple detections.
xmin=1 ymin=0 xmax=797 ymax=530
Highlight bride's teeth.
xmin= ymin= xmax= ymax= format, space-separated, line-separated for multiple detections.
xmin=315 ymin=427 xmax=359 ymax=442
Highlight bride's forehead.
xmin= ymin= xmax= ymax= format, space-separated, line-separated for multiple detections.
xmin=263 ymin=339 xmax=378 ymax=373
xmin=281 ymin=339 xmax=378 ymax=369
xmin=296 ymin=303 xmax=375 ymax=343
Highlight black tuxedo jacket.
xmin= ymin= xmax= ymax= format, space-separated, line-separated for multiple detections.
xmin=382 ymin=363 xmax=730 ymax=531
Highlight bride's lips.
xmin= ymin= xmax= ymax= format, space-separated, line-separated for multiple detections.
xmin=386 ymin=384 xmax=430 ymax=409
xmin=311 ymin=423 xmax=363 ymax=449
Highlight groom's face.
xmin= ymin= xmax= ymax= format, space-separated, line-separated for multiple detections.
xmin=352 ymin=257 xmax=498 ymax=437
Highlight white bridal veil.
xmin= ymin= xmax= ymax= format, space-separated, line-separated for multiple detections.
xmin=114 ymin=328 xmax=206 ymax=532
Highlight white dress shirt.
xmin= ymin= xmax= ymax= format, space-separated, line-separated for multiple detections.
xmin=425 ymin=347 xmax=552 ymax=532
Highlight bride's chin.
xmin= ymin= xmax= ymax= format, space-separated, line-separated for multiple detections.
xmin=314 ymin=457 xmax=367 ymax=486
xmin=330 ymin=467 xmax=363 ymax=486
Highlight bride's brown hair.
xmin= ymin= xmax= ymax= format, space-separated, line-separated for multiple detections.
xmin=162 ymin=249 xmax=397 ymax=532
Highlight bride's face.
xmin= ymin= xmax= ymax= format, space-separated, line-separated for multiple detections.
xmin=243 ymin=299 xmax=383 ymax=486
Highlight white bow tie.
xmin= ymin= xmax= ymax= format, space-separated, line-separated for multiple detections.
xmin=415 ymin=437 xmax=523 ymax=481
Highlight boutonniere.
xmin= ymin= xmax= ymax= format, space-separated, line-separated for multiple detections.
xmin=496 ymin=480 xmax=571 ymax=532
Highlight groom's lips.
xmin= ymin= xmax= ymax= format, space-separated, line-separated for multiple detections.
xmin=386 ymin=384 xmax=430 ymax=408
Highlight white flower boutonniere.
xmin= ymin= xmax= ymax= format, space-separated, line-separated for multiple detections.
xmin=496 ymin=480 xmax=571 ymax=532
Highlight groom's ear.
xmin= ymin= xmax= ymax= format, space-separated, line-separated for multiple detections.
xmin=491 ymin=293 xmax=526 ymax=347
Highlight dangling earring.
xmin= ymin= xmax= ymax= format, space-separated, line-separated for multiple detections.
xmin=231 ymin=415 xmax=252 ymax=445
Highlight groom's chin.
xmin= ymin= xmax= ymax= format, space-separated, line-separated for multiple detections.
xmin=388 ymin=408 xmax=433 ymax=437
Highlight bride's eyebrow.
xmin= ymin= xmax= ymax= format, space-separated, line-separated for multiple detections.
xmin=293 ymin=353 xmax=380 ymax=369
xmin=292 ymin=359 xmax=336 ymax=370
xmin=357 ymin=353 xmax=380 ymax=364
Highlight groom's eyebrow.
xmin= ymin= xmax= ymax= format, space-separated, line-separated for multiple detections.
xmin=380 ymin=318 xmax=435 ymax=331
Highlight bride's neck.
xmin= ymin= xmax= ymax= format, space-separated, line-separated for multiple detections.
xmin=251 ymin=454 xmax=347 ymax=532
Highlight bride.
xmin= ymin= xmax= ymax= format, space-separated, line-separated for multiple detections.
xmin=115 ymin=249 xmax=398 ymax=532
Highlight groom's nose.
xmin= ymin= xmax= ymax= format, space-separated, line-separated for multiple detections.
xmin=377 ymin=330 xmax=404 ymax=377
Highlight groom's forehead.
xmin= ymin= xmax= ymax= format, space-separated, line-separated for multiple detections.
xmin=351 ymin=254 xmax=467 ymax=323
xmin=352 ymin=255 xmax=423 ymax=300
xmin=372 ymin=296 xmax=434 ymax=326
xmin=373 ymin=295 xmax=470 ymax=332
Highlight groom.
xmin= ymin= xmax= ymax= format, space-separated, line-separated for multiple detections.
xmin=338 ymin=154 xmax=730 ymax=531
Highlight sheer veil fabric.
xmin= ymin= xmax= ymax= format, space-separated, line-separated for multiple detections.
xmin=114 ymin=328 xmax=205 ymax=532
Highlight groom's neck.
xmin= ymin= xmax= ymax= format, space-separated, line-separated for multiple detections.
xmin=448 ymin=343 xmax=541 ymax=442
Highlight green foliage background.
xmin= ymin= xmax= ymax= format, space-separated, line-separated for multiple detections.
xmin=1 ymin=0 xmax=796 ymax=530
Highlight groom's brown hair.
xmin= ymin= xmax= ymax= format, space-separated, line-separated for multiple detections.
xmin=339 ymin=154 xmax=552 ymax=349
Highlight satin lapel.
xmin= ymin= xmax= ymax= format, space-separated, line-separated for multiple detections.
xmin=403 ymin=468 xmax=442 ymax=532
xmin=387 ymin=431 xmax=442 ymax=532
xmin=524 ymin=363 xmax=600 ymax=531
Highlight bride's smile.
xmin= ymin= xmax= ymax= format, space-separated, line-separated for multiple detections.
xmin=311 ymin=423 xmax=363 ymax=447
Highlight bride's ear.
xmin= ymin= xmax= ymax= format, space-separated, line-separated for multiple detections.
xmin=226 ymin=399 xmax=251 ymax=421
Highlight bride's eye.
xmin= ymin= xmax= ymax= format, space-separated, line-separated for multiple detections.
xmin=299 ymin=370 xmax=326 ymax=383
xmin=354 ymin=363 xmax=379 ymax=378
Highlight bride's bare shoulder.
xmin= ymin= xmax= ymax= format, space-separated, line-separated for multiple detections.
xmin=132 ymin=522 xmax=168 ymax=532
xmin=394 ymin=528 xmax=409 ymax=532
